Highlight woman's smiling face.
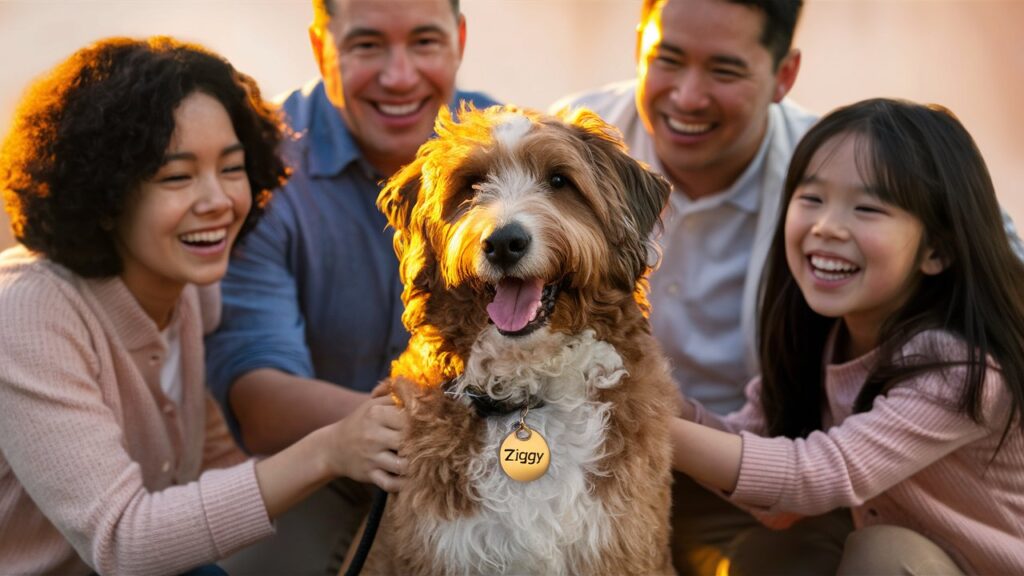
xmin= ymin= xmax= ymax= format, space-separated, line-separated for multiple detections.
xmin=116 ymin=91 xmax=252 ymax=313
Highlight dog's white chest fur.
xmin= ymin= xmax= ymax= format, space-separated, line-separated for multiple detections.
xmin=424 ymin=328 xmax=627 ymax=575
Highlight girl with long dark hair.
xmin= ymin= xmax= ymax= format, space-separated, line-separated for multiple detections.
xmin=671 ymin=98 xmax=1024 ymax=574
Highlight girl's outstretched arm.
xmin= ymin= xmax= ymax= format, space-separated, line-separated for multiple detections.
xmin=669 ymin=417 xmax=743 ymax=493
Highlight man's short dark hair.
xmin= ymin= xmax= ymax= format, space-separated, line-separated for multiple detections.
xmin=0 ymin=36 xmax=288 ymax=278
xmin=641 ymin=0 xmax=803 ymax=67
xmin=314 ymin=0 xmax=461 ymax=28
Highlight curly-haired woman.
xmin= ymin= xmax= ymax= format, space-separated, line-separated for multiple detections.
xmin=0 ymin=36 xmax=406 ymax=576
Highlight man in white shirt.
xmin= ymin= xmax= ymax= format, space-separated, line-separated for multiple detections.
xmin=553 ymin=1 xmax=845 ymax=573
xmin=556 ymin=0 xmax=809 ymax=417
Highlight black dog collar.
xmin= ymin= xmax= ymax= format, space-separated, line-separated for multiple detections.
xmin=442 ymin=378 xmax=544 ymax=418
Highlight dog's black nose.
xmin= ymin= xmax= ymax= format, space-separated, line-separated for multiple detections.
xmin=483 ymin=223 xmax=531 ymax=268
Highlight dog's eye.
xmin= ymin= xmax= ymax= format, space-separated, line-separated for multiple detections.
xmin=549 ymin=174 xmax=569 ymax=189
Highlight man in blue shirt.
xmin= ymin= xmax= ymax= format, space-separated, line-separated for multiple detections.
xmin=206 ymin=0 xmax=496 ymax=572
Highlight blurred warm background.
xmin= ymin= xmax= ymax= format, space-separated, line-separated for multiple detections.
xmin=1 ymin=0 xmax=1021 ymax=251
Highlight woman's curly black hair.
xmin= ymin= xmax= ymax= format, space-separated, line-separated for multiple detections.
xmin=0 ymin=36 xmax=288 ymax=277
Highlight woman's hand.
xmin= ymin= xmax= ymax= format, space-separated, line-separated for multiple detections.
xmin=370 ymin=380 xmax=392 ymax=398
xmin=255 ymin=394 xmax=409 ymax=519
xmin=326 ymin=395 xmax=408 ymax=492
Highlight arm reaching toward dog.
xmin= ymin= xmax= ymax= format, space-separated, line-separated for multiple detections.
xmin=670 ymin=377 xmax=764 ymax=491
xmin=670 ymin=417 xmax=742 ymax=494
xmin=254 ymin=394 xmax=408 ymax=520
xmin=231 ymin=368 xmax=371 ymax=454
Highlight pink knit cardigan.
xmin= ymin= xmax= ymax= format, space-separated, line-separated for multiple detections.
xmin=0 ymin=248 xmax=274 ymax=575
xmin=690 ymin=327 xmax=1024 ymax=574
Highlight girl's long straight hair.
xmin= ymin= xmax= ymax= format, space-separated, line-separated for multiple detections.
xmin=758 ymin=99 xmax=1024 ymax=452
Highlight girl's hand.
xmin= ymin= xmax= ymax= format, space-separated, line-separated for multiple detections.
xmin=327 ymin=395 xmax=408 ymax=492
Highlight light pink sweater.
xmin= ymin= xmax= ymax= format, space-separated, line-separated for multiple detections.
xmin=0 ymin=247 xmax=274 ymax=576
xmin=691 ymin=327 xmax=1024 ymax=574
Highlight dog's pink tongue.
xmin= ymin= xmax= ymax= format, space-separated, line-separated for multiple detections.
xmin=487 ymin=278 xmax=544 ymax=333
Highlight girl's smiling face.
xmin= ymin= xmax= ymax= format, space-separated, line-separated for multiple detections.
xmin=116 ymin=91 xmax=252 ymax=324
xmin=784 ymin=132 xmax=944 ymax=357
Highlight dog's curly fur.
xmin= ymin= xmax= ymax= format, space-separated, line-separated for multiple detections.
xmin=362 ymin=105 xmax=677 ymax=575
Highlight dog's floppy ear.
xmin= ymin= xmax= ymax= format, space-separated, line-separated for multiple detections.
xmin=378 ymin=106 xmax=463 ymax=233
xmin=603 ymin=143 xmax=670 ymax=242
xmin=378 ymin=157 xmax=424 ymax=234
xmin=558 ymin=108 xmax=671 ymax=293
xmin=559 ymin=108 xmax=670 ymax=240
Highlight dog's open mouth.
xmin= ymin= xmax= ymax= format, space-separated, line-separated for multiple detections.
xmin=486 ymin=277 xmax=559 ymax=337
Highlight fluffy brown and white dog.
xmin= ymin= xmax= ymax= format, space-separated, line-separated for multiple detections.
xmin=362 ymin=105 xmax=677 ymax=575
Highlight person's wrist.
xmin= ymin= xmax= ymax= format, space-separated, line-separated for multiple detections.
xmin=309 ymin=423 xmax=345 ymax=481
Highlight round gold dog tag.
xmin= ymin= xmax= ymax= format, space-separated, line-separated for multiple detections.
xmin=499 ymin=423 xmax=550 ymax=482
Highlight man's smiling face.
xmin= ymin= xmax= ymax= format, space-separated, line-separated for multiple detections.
xmin=313 ymin=0 xmax=466 ymax=175
xmin=636 ymin=0 xmax=796 ymax=195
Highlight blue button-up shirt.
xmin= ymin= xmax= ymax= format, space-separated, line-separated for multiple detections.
xmin=206 ymin=80 xmax=497 ymax=433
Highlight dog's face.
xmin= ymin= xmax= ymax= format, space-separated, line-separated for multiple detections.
xmin=379 ymin=106 xmax=670 ymax=383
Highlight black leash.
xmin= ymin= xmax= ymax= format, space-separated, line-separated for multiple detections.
xmin=343 ymin=487 xmax=388 ymax=576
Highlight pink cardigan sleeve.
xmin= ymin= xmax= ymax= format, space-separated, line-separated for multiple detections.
xmin=728 ymin=368 xmax=1006 ymax=516
xmin=686 ymin=377 xmax=806 ymax=528
xmin=0 ymin=272 xmax=272 ymax=575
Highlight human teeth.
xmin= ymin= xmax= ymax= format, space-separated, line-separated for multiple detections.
xmin=180 ymin=228 xmax=227 ymax=244
xmin=666 ymin=117 xmax=712 ymax=134
xmin=378 ymin=102 xmax=420 ymax=116
xmin=814 ymin=270 xmax=851 ymax=281
xmin=810 ymin=255 xmax=858 ymax=272
xmin=810 ymin=255 xmax=859 ymax=281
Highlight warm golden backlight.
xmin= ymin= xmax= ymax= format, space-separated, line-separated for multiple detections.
xmin=637 ymin=10 xmax=663 ymax=78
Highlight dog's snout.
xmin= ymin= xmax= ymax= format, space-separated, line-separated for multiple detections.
xmin=483 ymin=223 xmax=531 ymax=268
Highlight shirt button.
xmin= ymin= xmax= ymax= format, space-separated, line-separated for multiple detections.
xmin=161 ymin=461 xmax=171 ymax=473
xmin=162 ymin=404 xmax=174 ymax=415
xmin=149 ymin=354 xmax=161 ymax=366
xmin=667 ymin=283 xmax=680 ymax=295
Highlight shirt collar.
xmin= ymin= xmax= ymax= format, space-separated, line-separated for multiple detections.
xmin=727 ymin=115 xmax=774 ymax=213
xmin=302 ymin=82 xmax=365 ymax=180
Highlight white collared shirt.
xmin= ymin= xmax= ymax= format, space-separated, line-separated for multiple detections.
xmin=648 ymin=129 xmax=768 ymax=413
